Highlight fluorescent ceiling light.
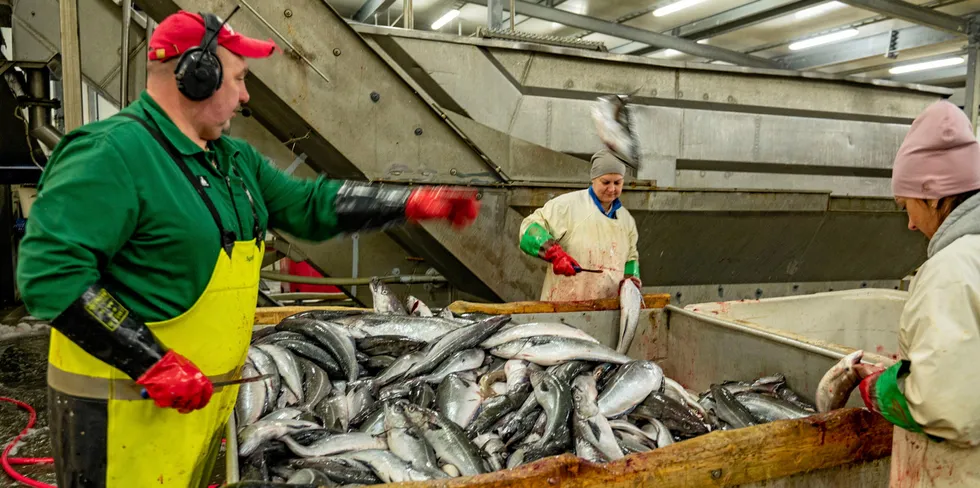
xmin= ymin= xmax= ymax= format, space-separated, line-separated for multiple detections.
xmin=889 ymin=56 xmax=965 ymax=74
xmin=654 ymin=0 xmax=706 ymax=17
xmin=431 ymin=9 xmax=460 ymax=30
xmin=794 ymin=1 xmax=846 ymax=20
xmin=788 ymin=29 xmax=858 ymax=50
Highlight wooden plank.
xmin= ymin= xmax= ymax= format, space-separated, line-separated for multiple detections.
xmin=366 ymin=408 xmax=891 ymax=488
xmin=254 ymin=306 xmax=370 ymax=325
xmin=447 ymin=293 xmax=671 ymax=315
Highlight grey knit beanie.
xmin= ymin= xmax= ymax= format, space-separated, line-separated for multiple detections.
xmin=590 ymin=149 xmax=626 ymax=180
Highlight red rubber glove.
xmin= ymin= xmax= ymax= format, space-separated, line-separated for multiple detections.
xmin=406 ymin=187 xmax=480 ymax=229
xmin=543 ymin=245 xmax=581 ymax=277
xmin=136 ymin=350 xmax=213 ymax=414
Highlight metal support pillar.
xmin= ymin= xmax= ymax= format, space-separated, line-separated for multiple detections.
xmin=966 ymin=20 xmax=980 ymax=133
xmin=59 ymin=0 xmax=84 ymax=132
xmin=488 ymin=0 xmax=503 ymax=30
xmin=510 ymin=0 xmax=515 ymax=30
xmin=404 ymin=0 xmax=413 ymax=29
xmin=121 ymin=0 xmax=133 ymax=107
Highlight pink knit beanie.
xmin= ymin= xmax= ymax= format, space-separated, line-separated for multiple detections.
xmin=892 ymin=100 xmax=980 ymax=199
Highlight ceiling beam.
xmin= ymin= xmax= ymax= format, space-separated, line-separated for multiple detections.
xmin=838 ymin=0 xmax=968 ymax=35
xmin=352 ymin=0 xmax=399 ymax=23
xmin=773 ymin=24 xmax=962 ymax=69
xmin=629 ymin=0 xmax=824 ymax=56
xmin=465 ymin=0 xmax=782 ymax=68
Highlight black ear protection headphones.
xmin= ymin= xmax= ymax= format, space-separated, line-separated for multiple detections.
xmin=174 ymin=7 xmax=240 ymax=101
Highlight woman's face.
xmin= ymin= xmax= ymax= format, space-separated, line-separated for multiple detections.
xmin=897 ymin=197 xmax=945 ymax=239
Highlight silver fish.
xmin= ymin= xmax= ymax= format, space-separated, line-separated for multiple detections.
xmin=282 ymin=432 xmax=388 ymax=458
xmin=710 ymin=384 xmax=758 ymax=429
xmin=260 ymin=407 xmax=304 ymax=422
xmin=530 ymin=370 xmax=572 ymax=448
xmin=481 ymin=323 xmax=600 ymax=349
xmin=597 ymin=360 xmax=664 ymax=418
xmin=736 ymin=392 xmax=812 ymax=422
xmin=663 ymin=377 xmax=708 ymax=420
xmin=591 ymin=94 xmax=639 ymax=167
xmin=402 ymin=404 xmax=487 ymax=477
xmin=406 ymin=295 xmax=434 ymax=317
xmin=285 ymin=468 xmax=334 ymax=485
xmin=609 ymin=420 xmax=660 ymax=448
xmin=334 ymin=315 xmax=465 ymax=343
xmin=237 ymin=419 xmax=321 ymax=457
xmin=235 ymin=362 xmax=266 ymax=426
xmin=345 ymin=449 xmax=448 ymax=483
xmin=385 ymin=401 xmax=441 ymax=473
xmin=816 ymin=350 xmax=864 ymax=413
xmin=278 ymin=318 xmax=360 ymax=382
xmin=298 ymin=359 xmax=332 ymax=411
xmin=288 ymin=457 xmax=381 ymax=485
xmin=403 ymin=315 xmax=510 ymax=379
xmin=347 ymin=382 xmax=375 ymax=422
xmin=642 ymin=419 xmax=674 ymax=447
xmin=616 ymin=431 xmax=654 ymax=454
xmin=490 ymin=336 xmax=633 ymax=366
xmin=317 ymin=387 xmax=350 ymax=432
xmin=617 ymin=279 xmax=642 ymax=354
xmin=425 ymin=349 xmax=486 ymax=384
xmin=374 ymin=351 xmax=426 ymax=387
xmin=571 ymin=374 xmax=623 ymax=462
xmin=255 ymin=344 xmax=303 ymax=402
xmin=247 ymin=346 xmax=281 ymax=415
xmin=370 ymin=278 xmax=408 ymax=315
xmin=436 ymin=373 xmax=483 ymax=429
xmin=473 ymin=433 xmax=506 ymax=471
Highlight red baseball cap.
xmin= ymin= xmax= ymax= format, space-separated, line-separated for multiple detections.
xmin=148 ymin=11 xmax=279 ymax=61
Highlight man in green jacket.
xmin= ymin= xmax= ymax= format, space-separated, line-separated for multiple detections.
xmin=16 ymin=10 xmax=478 ymax=487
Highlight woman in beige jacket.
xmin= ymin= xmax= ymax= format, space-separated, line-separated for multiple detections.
xmin=856 ymin=100 xmax=980 ymax=487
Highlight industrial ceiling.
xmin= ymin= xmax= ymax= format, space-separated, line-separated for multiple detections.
xmin=328 ymin=0 xmax=979 ymax=94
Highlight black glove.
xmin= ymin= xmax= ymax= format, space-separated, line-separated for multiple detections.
xmin=51 ymin=282 xmax=166 ymax=380
xmin=333 ymin=181 xmax=412 ymax=232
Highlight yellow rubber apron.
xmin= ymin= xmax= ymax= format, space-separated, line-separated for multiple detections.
xmin=47 ymin=111 xmax=264 ymax=487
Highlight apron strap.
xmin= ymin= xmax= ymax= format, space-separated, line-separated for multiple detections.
xmin=118 ymin=112 xmax=237 ymax=257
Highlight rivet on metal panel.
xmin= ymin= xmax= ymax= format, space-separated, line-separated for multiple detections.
xmin=755 ymin=288 xmax=763 ymax=298
xmin=677 ymin=90 xmax=684 ymax=98
xmin=702 ymin=93 xmax=709 ymax=101
xmin=476 ymin=192 xmax=484 ymax=201
xmin=283 ymin=9 xmax=292 ymax=17
xmin=727 ymin=95 xmax=736 ymax=103
xmin=370 ymin=92 xmax=380 ymax=102
xmin=699 ymin=171 xmax=706 ymax=177
xmin=333 ymin=48 xmax=342 ymax=56
xmin=675 ymin=292 xmax=682 ymax=300
xmin=563 ymin=79 xmax=573 ymax=89
xmin=861 ymin=282 xmax=868 ymax=288
xmin=717 ymin=286 xmax=724 ymax=297
xmin=450 ymin=168 xmax=458 ymax=175
xmin=793 ymin=284 xmax=800 ymax=291
xmin=548 ymin=477 xmax=558 ymax=485
xmin=414 ymin=127 xmax=424 ymax=136
xmin=711 ymin=469 xmax=723 ymax=479
xmin=651 ymin=89 xmax=657 ymax=96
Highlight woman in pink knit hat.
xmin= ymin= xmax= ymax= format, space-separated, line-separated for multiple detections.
xmin=852 ymin=99 xmax=980 ymax=487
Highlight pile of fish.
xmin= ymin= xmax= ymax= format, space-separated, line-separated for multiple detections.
xmin=235 ymin=281 xmax=817 ymax=485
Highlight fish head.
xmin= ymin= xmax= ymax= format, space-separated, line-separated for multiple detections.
xmin=571 ymin=374 xmax=600 ymax=415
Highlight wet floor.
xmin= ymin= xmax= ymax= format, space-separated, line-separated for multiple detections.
xmin=0 ymin=331 xmax=55 ymax=487
xmin=0 ymin=331 xmax=227 ymax=487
